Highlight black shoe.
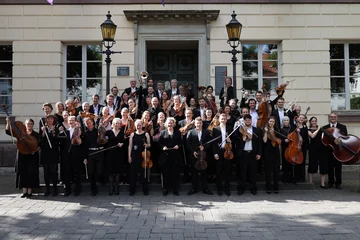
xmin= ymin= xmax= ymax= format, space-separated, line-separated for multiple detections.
xmin=163 ymin=190 xmax=168 ymax=196
xmin=144 ymin=191 xmax=149 ymax=196
xmin=115 ymin=186 xmax=120 ymax=195
xmin=53 ymin=190 xmax=58 ymax=197
xmin=91 ymin=191 xmax=97 ymax=196
xmin=328 ymin=183 xmax=334 ymax=188
xmin=21 ymin=193 xmax=28 ymax=198
xmin=335 ymin=184 xmax=342 ymax=189
xmin=173 ymin=190 xmax=179 ymax=196
xmin=217 ymin=190 xmax=223 ymax=196
xmin=250 ymin=189 xmax=257 ymax=195
xmin=44 ymin=191 xmax=50 ymax=197
xmin=129 ymin=192 xmax=135 ymax=196
xmin=274 ymin=190 xmax=279 ymax=194
xmin=238 ymin=189 xmax=245 ymax=196
xmin=26 ymin=193 xmax=32 ymax=198
xmin=203 ymin=189 xmax=213 ymax=195
xmin=225 ymin=189 xmax=231 ymax=196
xmin=266 ymin=190 xmax=271 ymax=194
xmin=64 ymin=192 xmax=71 ymax=197
xmin=74 ymin=192 xmax=79 ymax=196
xmin=109 ymin=186 xmax=114 ymax=196
xmin=187 ymin=189 xmax=197 ymax=195
xmin=320 ymin=185 xmax=328 ymax=189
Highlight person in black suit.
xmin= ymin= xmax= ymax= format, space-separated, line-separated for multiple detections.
xmin=166 ymin=79 xmax=180 ymax=99
xmin=219 ymin=77 xmax=234 ymax=108
xmin=143 ymin=79 xmax=155 ymax=97
xmin=89 ymin=94 xmax=104 ymax=116
xmin=147 ymin=97 xmax=164 ymax=126
xmin=156 ymin=82 xmax=165 ymax=102
xmin=322 ymin=112 xmax=348 ymax=189
xmin=123 ymin=79 xmax=138 ymax=96
xmin=193 ymin=97 xmax=207 ymax=119
xmin=212 ymin=113 xmax=233 ymax=196
xmin=271 ymin=97 xmax=295 ymax=130
xmin=233 ymin=114 xmax=262 ymax=195
xmin=186 ymin=117 xmax=213 ymax=195
xmin=111 ymin=86 xmax=121 ymax=110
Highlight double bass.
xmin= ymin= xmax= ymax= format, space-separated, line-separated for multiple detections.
xmin=285 ymin=129 xmax=304 ymax=165
xmin=2 ymin=105 xmax=39 ymax=154
xmin=257 ymin=85 xmax=272 ymax=129
xmin=321 ymin=127 xmax=360 ymax=164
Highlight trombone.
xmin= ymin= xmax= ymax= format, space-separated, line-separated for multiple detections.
xmin=285 ymin=97 xmax=299 ymax=113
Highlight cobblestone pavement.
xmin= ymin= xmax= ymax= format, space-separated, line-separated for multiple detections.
xmin=0 ymin=171 xmax=360 ymax=240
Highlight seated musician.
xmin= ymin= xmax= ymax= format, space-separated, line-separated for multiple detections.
xmin=212 ymin=113 xmax=233 ymax=196
xmin=322 ymin=112 xmax=347 ymax=189
xmin=158 ymin=117 xmax=182 ymax=196
xmin=186 ymin=117 xmax=213 ymax=195
xmin=83 ymin=118 xmax=105 ymax=196
xmin=233 ymin=114 xmax=262 ymax=195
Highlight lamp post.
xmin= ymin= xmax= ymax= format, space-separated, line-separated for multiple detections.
xmin=221 ymin=11 xmax=243 ymax=99
xmin=100 ymin=11 xmax=121 ymax=95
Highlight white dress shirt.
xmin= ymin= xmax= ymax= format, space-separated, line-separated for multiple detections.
xmin=250 ymin=109 xmax=259 ymax=127
xmin=197 ymin=130 xmax=202 ymax=142
xmin=93 ymin=104 xmax=99 ymax=115
xmin=131 ymin=87 xmax=137 ymax=93
xmin=331 ymin=123 xmax=337 ymax=128
xmin=278 ymin=108 xmax=285 ymax=128
xmin=221 ymin=125 xmax=226 ymax=148
xmin=69 ymin=127 xmax=75 ymax=139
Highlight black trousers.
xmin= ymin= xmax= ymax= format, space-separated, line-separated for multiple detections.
xmin=64 ymin=147 xmax=83 ymax=193
xmin=88 ymin=151 xmax=104 ymax=192
xmin=129 ymin=159 xmax=149 ymax=193
xmin=238 ymin=151 xmax=257 ymax=191
xmin=191 ymin=158 xmax=208 ymax=190
xmin=43 ymin=163 xmax=58 ymax=186
xmin=216 ymin=150 xmax=232 ymax=189
xmin=162 ymin=151 xmax=180 ymax=190
xmin=328 ymin=155 xmax=342 ymax=185
xmin=264 ymin=149 xmax=280 ymax=191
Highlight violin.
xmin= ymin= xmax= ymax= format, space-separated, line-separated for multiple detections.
xmin=266 ymin=126 xmax=282 ymax=147
xmin=124 ymin=118 xmax=135 ymax=137
xmin=2 ymin=105 xmax=39 ymax=155
xmin=79 ymin=111 xmax=96 ymax=119
xmin=224 ymin=140 xmax=234 ymax=160
xmin=144 ymin=116 xmax=155 ymax=133
xmin=71 ymin=125 xmax=81 ymax=145
xmin=257 ymin=85 xmax=272 ymax=129
xmin=174 ymin=102 xmax=185 ymax=117
xmin=179 ymin=120 xmax=195 ymax=136
xmin=239 ymin=124 xmax=252 ymax=142
xmin=285 ymin=128 xmax=304 ymax=165
xmin=207 ymin=113 xmax=220 ymax=136
xmin=141 ymin=141 xmax=153 ymax=169
xmin=275 ymin=79 xmax=295 ymax=96
xmin=195 ymin=147 xmax=207 ymax=170
xmin=97 ymin=124 xmax=107 ymax=145
xmin=67 ymin=100 xmax=77 ymax=116
xmin=321 ymin=127 xmax=360 ymax=164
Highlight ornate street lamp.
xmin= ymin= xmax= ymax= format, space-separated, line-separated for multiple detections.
xmin=100 ymin=11 xmax=121 ymax=95
xmin=222 ymin=11 xmax=243 ymax=99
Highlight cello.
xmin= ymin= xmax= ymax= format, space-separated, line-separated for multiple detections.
xmin=2 ymin=105 xmax=39 ymax=155
xmin=285 ymin=128 xmax=304 ymax=165
xmin=195 ymin=145 xmax=207 ymax=170
xmin=321 ymin=127 xmax=360 ymax=164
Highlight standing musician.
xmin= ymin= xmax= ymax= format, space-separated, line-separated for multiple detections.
xmin=142 ymin=79 xmax=155 ymax=97
xmin=161 ymin=91 xmax=171 ymax=114
xmin=178 ymin=109 xmax=195 ymax=183
xmin=322 ymin=112 xmax=348 ymax=189
xmin=294 ymin=114 xmax=309 ymax=183
xmin=111 ymin=86 xmax=121 ymax=110
xmin=147 ymin=97 xmax=164 ymax=126
xmin=186 ymin=117 xmax=213 ymax=195
xmin=55 ymin=102 xmax=65 ymax=124
xmin=5 ymin=118 xmax=40 ymax=198
xmin=120 ymin=108 xmax=135 ymax=184
xmin=102 ymin=94 xmax=117 ymax=115
xmin=89 ymin=94 xmax=103 ymax=116
xmin=271 ymin=97 xmax=295 ymax=130
xmin=233 ymin=114 xmax=262 ymax=195
xmin=141 ymin=86 xmax=155 ymax=110
xmin=119 ymin=92 xmax=130 ymax=112
xmin=63 ymin=116 xmax=83 ymax=196
xmin=123 ymin=79 xmax=139 ymax=98
xmin=105 ymin=118 xmax=125 ymax=195
xmin=202 ymin=108 xmax=215 ymax=130
xmin=169 ymin=95 xmax=185 ymax=127
xmin=83 ymin=118 xmax=105 ymax=196
xmin=39 ymin=115 xmax=59 ymax=197
xmin=156 ymin=82 xmax=165 ymax=101
xmin=57 ymin=111 xmax=70 ymax=187
xmin=194 ymin=97 xmax=207 ymax=120
xmin=248 ymin=99 xmax=259 ymax=127
xmin=141 ymin=110 xmax=155 ymax=137
xmin=77 ymin=102 xmax=94 ymax=132
xmin=212 ymin=113 xmax=233 ymax=196
xmin=223 ymin=105 xmax=236 ymax=130
xmin=39 ymin=102 xmax=55 ymax=131
xmin=128 ymin=119 xmax=151 ymax=196
xmin=219 ymin=77 xmax=234 ymax=108
xmin=229 ymin=99 xmax=241 ymax=120
xmin=280 ymin=116 xmax=296 ymax=185
xmin=98 ymin=106 xmax=112 ymax=131
xmin=158 ymin=117 xmax=182 ymax=196
xmin=206 ymin=85 xmax=216 ymax=102
xmin=128 ymin=98 xmax=141 ymax=120
xmin=65 ymin=99 xmax=77 ymax=116
xmin=308 ymin=116 xmax=328 ymax=189
xmin=152 ymin=111 xmax=166 ymax=183
xmin=263 ymin=117 xmax=281 ymax=194
xmin=166 ymin=79 xmax=180 ymax=98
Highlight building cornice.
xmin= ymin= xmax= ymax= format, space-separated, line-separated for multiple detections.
xmin=124 ymin=10 xmax=219 ymax=22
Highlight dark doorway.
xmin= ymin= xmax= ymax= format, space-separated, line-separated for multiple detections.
xmin=146 ymin=41 xmax=198 ymax=99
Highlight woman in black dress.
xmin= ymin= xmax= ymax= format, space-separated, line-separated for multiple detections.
xmin=295 ymin=114 xmax=309 ymax=183
xmin=128 ymin=119 xmax=151 ymax=196
xmin=6 ymin=118 xmax=40 ymax=198
xmin=307 ymin=117 xmax=327 ymax=188
xmin=105 ymin=117 xmax=125 ymax=195
xmin=158 ymin=117 xmax=182 ymax=196
xmin=280 ymin=116 xmax=296 ymax=184
xmin=223 ymin=105 xmax=236 ymax=130
xmin=263 ymin=116 xmax=281 ymax=194
xmin=55 ymin=102 xmax=65 ymax=124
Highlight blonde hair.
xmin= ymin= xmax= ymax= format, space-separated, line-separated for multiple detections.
xmin=112 ymin=117 xmax=121 ymax=128
xmin=102 ymin=106 xmax=109 ymax=115
xmin=165 ymin=117 xmax=176 ymax=127
xmin=134 ymin=119 xmax=142 ymax=127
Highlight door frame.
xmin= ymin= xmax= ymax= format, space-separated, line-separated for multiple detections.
xmin=136 ymin=24 xmax=209 ymax=87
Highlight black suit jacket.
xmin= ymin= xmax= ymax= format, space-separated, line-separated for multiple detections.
xmin=186 ymin=129 xmax=210 ymax=155
xmin=323 ymin=123 xmax=348 ymax=135
xmin=271 ymin=108 xmax=294 ymax=131
xmin=89 ymin=104 xmax=104 ymax=115
xmin=166 ymin=88 xmax=180 ymax=98
xmin=212 ymin=125 xmax=232 ymax=155
xmin=219 ymin=86 xmax=234 ymax=107
xmin=233 ymin=126 xmax=262 ymax=157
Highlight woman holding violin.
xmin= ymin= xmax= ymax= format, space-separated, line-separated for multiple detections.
xmin=202 ymin=109 xmax=215 ymax=130
xmin=128 ymin=98 xmax=141 ymax=120
xmin=40 ymin=114 xmax=60 ymax=197
xmin=223 ymin=105 xmax=236 ymax=130
xmin=5 ymin=118 xmax=39 ymax=198
xmin=141 ymin=110 xmax=154 ymax=137
xmin=120 ymin=108 xmax=135 ymax=184
xmin=128 ymin=119 xmax=151 ymax=196
xmin=161 ymin=91 xmax=171 ymax=114
xmin=98 ymin=106 xmax=112 ymax=131
xmin=263 ymin=116 xmax=282 ymax=194
xmin=158 ymin=117 xmax=182 ymax=196
xmin=152 ymin=112 xmax=166 ymax=183
xmin=105 ymin=118 xmax=125 ymax=195
xmin=307 ymin=117 xmax=328 ymax=189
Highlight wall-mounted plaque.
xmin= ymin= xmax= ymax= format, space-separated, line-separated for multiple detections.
xmin=215 ymin=66 xmax=227 ymax=96
xmin=117 ymin=67 xmax=130 ymax=76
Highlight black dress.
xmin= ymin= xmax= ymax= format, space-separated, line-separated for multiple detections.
xmin=280 ymin=125 xmax=295 ymax=183
xmin=6 ymin=130 xmax=40 ymax=189
xmin=105 ymin=129 xmax=124 ymax=175
xmin=263 ymin=133 xmax=281 ymax=192
xmin=308 ymin=128 xmax=328 ymax=175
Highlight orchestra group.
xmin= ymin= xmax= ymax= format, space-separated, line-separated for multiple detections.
xmin=5 ymin=74 xmax=357 ymax=199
